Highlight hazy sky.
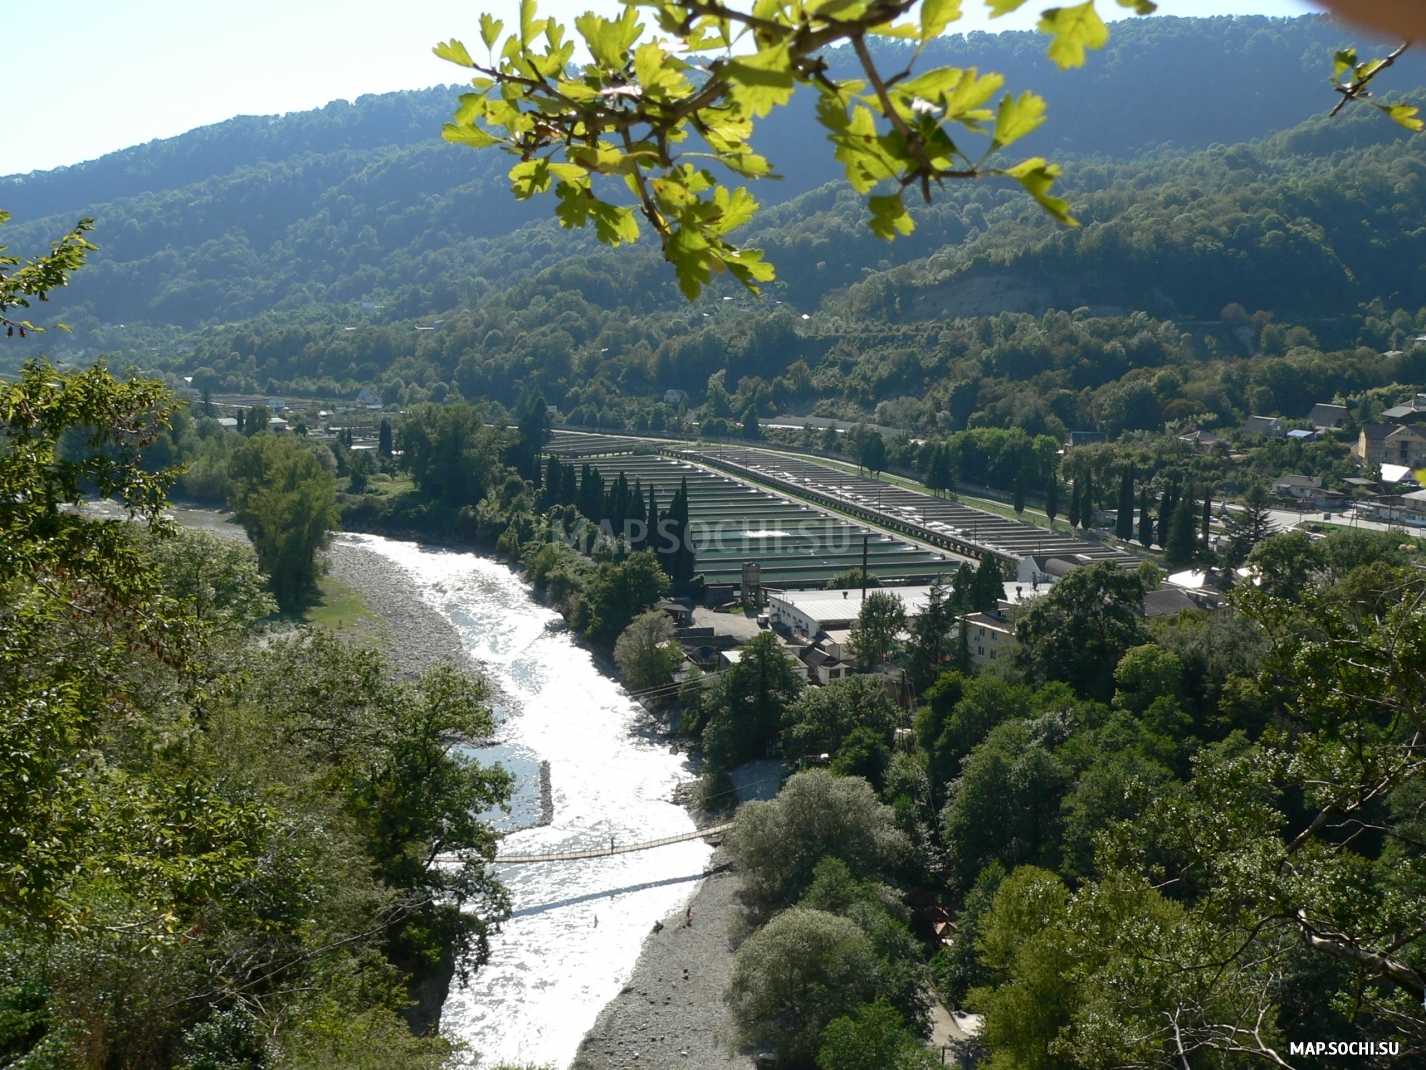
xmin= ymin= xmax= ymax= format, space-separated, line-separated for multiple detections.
xmin=3 ymin=0 xmax=1324 ymax=176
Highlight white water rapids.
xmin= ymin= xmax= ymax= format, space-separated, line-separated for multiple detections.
xmin=353 ymin=534 xmax=711 ymax=1068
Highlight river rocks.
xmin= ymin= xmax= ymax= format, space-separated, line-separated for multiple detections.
xmin=571 ymin=855 xmax=756 ymax=1070
xmin=324 ymin=538 xmax=470 ymax=678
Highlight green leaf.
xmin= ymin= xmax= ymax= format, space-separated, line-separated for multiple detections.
xmin=480 ymin=13 xmax=504 ymax=50
xmin=575 ymin=5 xmax=643 ymax=69
xmin=868 ymin=194 xmax=915 ymax=239
xmin=709 ymin=186 xmax=761 ymax=236
xmin=1005 ymin=157 xmax=1077 ymax=225
xmin=433 ymin=39 xmax=475 ymax=68
xmin=936 ymin=67 xmax=1004 ymax=127
xmin=985 ymin=0 xmax=1030 ymax=15
xmin=509 ymin=158 xmax=553 ymax=198
xmin=1381 ymin=103 xmax=1425 ymax=132
xmin=920 ymin=0 xmax=963 ymax=40
xmin=868 ymin=21 xmax=922 ymax=39
xmin=991 ymin=91 xmax=1047 ymax=149
xmin=1039 ymin=1 xmax=1109 ymax=69
xmin=1114 ymin=0 xmax=1156 ymax=13
xmin=442 ymin=122 xmax=500 ymax=148
xmin=727 ymin=44 xmax=797 ymax=117
xmin=519 ymin=0 xmax=545 ymax=45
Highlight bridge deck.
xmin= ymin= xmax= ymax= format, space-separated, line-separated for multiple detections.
xmin=495 ymin=822 xmax=734 ymax=864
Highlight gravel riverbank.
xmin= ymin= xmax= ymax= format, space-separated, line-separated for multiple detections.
xmin=571 ymin=849 xmax=755 ymax=1070
xmin=324 ymin=536 xmax=469 ymax=677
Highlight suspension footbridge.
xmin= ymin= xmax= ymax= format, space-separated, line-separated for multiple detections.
xmin=494 ymin=822 xmax=734 ymax=864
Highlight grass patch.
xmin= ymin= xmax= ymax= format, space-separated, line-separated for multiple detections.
xmin=299 ymin=574 xmax=386 ymax=644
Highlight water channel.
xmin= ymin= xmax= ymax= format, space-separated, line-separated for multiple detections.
xmin=352 ymin=534 xmax=711 ymax=1068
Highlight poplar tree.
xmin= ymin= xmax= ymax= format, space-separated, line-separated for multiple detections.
xmin=1067 ymin=480 xmax=1080 ymax=529
xmin=1045 ymin=477 xmax=1059 ymax=525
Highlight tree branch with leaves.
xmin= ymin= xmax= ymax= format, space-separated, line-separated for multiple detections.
xmin=0 ymin=211 xmax=96 ymax=338
xmin=436 ymin=0 xmax=1156 ymax=299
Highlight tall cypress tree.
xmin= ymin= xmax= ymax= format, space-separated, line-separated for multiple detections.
xmin=1080 ymin=472 xmax=1093 ymax=529
xmin=1067 ymin=479 xmax=1081 ymax=528
xmin=1116 ymin=467 xmax=1135 ymax=540
xmin=629 ymin=480 xmax=646 ymax=548
xmin=605 ymin=472 xmax=629 ymax=526
xmin=578 ymin=464 xmax=602 ymax=521
xmin=646 ymin=485 xmax=661 ymax=556
xmin=1013 ymin=475 xmax=1025 ymax=516
xmin=1157 ymin=481 xmax=1177 ymax=548
xmin=1045 ymin=477 xmax=1059 ymax=525
xmin=970 ymin=557 xmax=1004 ymax=612
xmin=951 ymin=562 xmax=976 ymax=613
xmin=564 ymin=460 xmax=578 ymax=506
xmin=673 ymin=476 xmax=695 ymax=584
xmin=1201 ymin=492 xmax=1213 ymax=555
xmin=1166 ymin=489 xmax=1198 ymax=568
xmin=1138 ymin=486 xmax=1154 ymax=547
xmin=545 ymin=456 xmax=563 ymax=504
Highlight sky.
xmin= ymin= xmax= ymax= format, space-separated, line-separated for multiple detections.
xmin=2 ymin=0 xmax=1324 ymax=176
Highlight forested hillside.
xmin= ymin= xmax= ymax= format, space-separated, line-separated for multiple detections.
xmin=3 ymin=15 xmax=1422 ymax=346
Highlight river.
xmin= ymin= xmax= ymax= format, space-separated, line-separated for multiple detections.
xmin=352 ymin=534 xmax=712 ymax=1069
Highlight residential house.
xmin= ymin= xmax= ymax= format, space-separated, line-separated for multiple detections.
xmin=1381 ymin=394 xmax=1426 ymax=424
xmin=1177 ymin=425 xmax=1230 ymax=453
xmin=787 ymin=628 xmax=851 ymax=685
xmin=959 ymin=609 xmax=1015 ymax=667
xmin=355 ymin=388 xmax=382 ymax=408
xmin=1308 ymin=403 xmax=1350 ymax=431
xmin=1271 ymin=474 xmax=1323 ymax=500
xmin=1241 ymin=415 xmax=1284 ymax=437
xmin=1354 ymin=424 xmax=1426 ymax=468
xmin=1286 ymin=428 xmax=1318 ymax=443
xmin=663 ymin=389 xmax=689 ymax=404
xmin=1361 ymin=489 xmax=1426 ymax=527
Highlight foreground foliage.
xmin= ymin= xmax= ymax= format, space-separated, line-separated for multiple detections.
xmin=0 ymin=360 xmax=510 ymax=1068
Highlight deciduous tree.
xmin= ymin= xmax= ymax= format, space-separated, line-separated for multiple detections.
xmin=228 ymin=434 xmax=341 ymax=608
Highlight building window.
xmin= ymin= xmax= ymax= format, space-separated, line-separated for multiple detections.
xmin=990 ymin=650 xmax=996 ymax=659
xmin=978 ymin=646 xmax=985 ymax=656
